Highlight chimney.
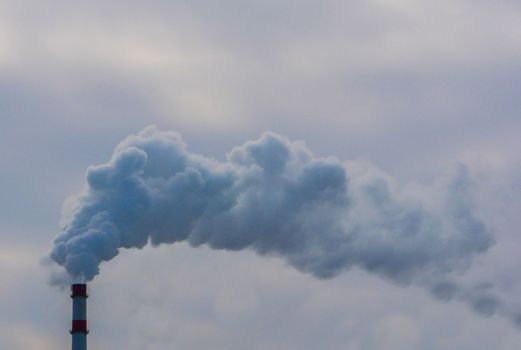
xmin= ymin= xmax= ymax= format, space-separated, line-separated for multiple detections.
xmin=70 ymin=284 xmax=88 ymax=350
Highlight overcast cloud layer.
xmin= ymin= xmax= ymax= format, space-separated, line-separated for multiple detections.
xmin=2 ymin=0 xmax=521 ymax=349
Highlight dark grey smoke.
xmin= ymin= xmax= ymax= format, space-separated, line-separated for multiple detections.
xmin=50 ymin=126 xmax=516 ymax=324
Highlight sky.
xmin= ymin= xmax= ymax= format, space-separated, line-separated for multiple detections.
xmin=1 ymin=0 xmax=521 ymax=349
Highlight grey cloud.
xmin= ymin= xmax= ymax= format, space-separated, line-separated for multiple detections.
xmin=429 ymin=280 xmax=460 ymax=302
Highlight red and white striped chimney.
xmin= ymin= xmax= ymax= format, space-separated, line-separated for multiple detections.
xmin=70 ymin=284 xmax=88 ymax=350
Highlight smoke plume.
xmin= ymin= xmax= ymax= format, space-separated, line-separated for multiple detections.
xmin=50 ymin=126 xmax=517 ymax=324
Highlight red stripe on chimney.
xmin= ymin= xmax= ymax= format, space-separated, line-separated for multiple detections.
xmin=71 ymin=284 xmax=87 ymax=297
xmin=71 ymin=320 xmax=88 ymax=333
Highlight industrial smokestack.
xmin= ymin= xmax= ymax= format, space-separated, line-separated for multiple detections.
xmin=70 ymin=284 xmax=88 ymax=350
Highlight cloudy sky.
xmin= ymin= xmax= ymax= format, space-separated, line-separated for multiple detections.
xmin=1 ymin=0 xmax=521 ymax=349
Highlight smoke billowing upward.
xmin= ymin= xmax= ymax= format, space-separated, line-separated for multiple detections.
xmin=49 ymin=126 xmax=519 ymax=326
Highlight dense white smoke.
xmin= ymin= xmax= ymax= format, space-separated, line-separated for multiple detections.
xmin=49 ymin=126 xmax=519 ymax=325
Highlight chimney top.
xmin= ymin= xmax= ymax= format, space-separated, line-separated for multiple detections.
xmin=71 ymin=284 xmax=87 ymax=298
